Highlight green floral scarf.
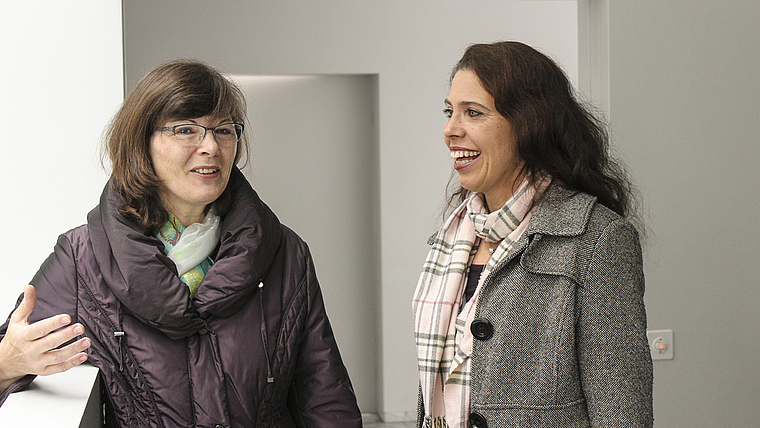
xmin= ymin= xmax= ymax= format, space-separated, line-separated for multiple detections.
xmin=155 ymin=210 xmax=219 ymax=297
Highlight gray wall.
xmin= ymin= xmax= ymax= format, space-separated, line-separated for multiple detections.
xmin=234 ymin=74 xmax=380 ymax=412
xmin=608 ymin=1 xmax=760 ymax=426
xmin=122 ymin=0 xmax=579 ymax=420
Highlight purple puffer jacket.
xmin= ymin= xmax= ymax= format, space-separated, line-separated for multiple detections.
xmin=0 ymin=169 xmax=362 ymax=428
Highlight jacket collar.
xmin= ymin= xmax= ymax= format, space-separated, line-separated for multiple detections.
xmin=87 ymin=168 xmax=282 ymax=339
xmin=525 ymin=183 xmax=597 ymax=238
xmin=194 ymin=169 xmax=282 ymax=318
xmin=513 ymin=183 xmax=598 ymax=284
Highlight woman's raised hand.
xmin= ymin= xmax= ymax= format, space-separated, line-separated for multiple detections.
xmin=0 ymin=285 xmax=90 ymax=393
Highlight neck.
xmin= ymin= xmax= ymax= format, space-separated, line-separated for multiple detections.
xmin=484 ymin=172 xmax=528 ymax=212
xmin=174 ymin=212 xmax=204 ymax=227
xmin=164 ymin=203 xmax=207 ymax=227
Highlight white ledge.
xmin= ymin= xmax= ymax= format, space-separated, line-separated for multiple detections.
xmin=0 ymin=364 xmax=100 ymax=427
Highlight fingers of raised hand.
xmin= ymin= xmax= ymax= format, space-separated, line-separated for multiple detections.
xmin=1 ymin=318 xmax=90 ymax=378
xmin=37 ymin=339 xmax=90 ymax=376
xmin=36 ymin=322 xmax=86 ymax=354
xmin=23 ymin=314 xmax=74 ymax=342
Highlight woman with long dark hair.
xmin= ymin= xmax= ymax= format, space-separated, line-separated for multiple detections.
xmin=413 ymin=41 xmax=653 ymax=427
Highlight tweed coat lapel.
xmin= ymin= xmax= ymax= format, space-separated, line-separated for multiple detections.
xmin=519 ymin=184 xmax=598 ymax=285
xmin=480 ymin=184 xmax=597 ymax=285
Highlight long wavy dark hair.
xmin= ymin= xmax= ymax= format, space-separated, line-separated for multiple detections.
xmin=103 ymin=60 xmax=249 ymax=234
xmin=446 ymin=41 xmax=637 ymax=220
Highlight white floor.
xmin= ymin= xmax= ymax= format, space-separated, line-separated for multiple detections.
xmin=363 ymin=414 xmax=417 ymax=428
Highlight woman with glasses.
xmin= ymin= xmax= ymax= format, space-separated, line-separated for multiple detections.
xmin=413 ymin=42 xmax=653 ymax=427
xmin=0 ymin=60 xmax=362 ymax=427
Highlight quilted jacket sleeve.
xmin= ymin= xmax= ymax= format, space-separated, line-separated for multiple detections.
xmin=286 ymin=244 xmax=362 ymax=428
xmin=0 ymin=232 xmax=81 ymax=406
xmin=576 ymin=218 xmax=654 ymax=427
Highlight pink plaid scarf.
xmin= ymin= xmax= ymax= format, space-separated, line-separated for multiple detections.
xmin=413 ymin=177 xmax=550 ymax=428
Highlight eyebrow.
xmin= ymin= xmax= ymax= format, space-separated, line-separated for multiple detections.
xmin=168 ymin=118 xmax=233 ymax=125
xmin=444 ymin=99 xmax=491 ymax=111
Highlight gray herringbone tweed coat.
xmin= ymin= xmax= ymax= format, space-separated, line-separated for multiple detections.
xmin=419 ymin=184 xmax=653 ymax=428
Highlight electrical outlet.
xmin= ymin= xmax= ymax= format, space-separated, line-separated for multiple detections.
xmin=646 ymin=329 xmax=673 ymax=360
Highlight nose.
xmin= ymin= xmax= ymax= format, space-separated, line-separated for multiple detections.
xmin=197 ymin=129 xmax=220 ymax=155
xmin=443 ymin=115 xmax=463 ymax=140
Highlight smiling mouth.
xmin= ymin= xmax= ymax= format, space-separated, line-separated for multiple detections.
xmin=193 ymin=168 xmax=220 ymax=175
xmin=451 ymin=150 xmax=481 ymax=166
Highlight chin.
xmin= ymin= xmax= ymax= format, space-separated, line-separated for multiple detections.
xmin=196 ymin=187 xmax=226 ymax=201
xmin=457 ymin=179 xmax=478 ymax=194
xmin=191 ymin=195 xmax=222 ymax=208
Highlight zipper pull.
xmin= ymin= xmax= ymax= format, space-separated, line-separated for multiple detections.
xmin=114 ymin=331 xmax=125 ymax=371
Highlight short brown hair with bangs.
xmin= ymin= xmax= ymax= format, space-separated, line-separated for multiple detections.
xmin=104 ymin=60 xmax=249 ymax=233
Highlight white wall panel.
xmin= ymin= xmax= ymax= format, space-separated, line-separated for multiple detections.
xmin=0 ymin=1 xmax=123 ymax=317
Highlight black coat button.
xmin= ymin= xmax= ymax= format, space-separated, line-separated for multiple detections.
xmin=470 ymin=318 xmax=494 ymax=340
xmin=198 ymin=328 xmax=208 ymax=335
xmin=469 ymin=412 xmax=487 ymax=428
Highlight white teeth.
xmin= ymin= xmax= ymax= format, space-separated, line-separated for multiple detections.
xmin=450 ymin=150 xmax=481 ymax=159
xmin=195 ymin=168 xmax=218 ymax=174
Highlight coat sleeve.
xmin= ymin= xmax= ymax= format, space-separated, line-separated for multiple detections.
xmin=0 ymin=232 xmax=80 ymax=406
xmin=576 ymin=218 xmax=654 ymax=427
xmin=286 ymin=245 xmax=362 ymax=428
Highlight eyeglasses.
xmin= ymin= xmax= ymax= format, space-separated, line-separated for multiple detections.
xmin=156 ymin=123 xmax=244 ymax=146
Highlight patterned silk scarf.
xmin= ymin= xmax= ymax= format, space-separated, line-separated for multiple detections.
xmin=156 ymin=208 xmax=221 ymax=297
xmin=413 ymin=176 xmax=550 ymax=428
